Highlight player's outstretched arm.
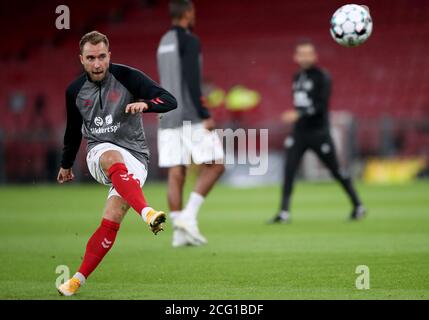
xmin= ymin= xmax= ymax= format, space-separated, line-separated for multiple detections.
xmin=125 ymin=102 xmax=149 ymax=114
xmin=110 ymin=64 xmax=177 ymax=114
xmin=142 ymin=92 xmax=177 ymax=113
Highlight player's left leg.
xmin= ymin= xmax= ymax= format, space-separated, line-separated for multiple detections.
xmin=191 ymin=162 xmax=225 ymax=224
xmin=311 ymin=134 xmax=366 ymax=220
xmin=194 ymin=163 xmax=226 ymax=196
xmin=175 ymin=163 xmax=225 ymax=245
xmin=101 ymin=150 xmax=166 ymax=233
xmin=58 ymin=196 xmax=129 ymax=296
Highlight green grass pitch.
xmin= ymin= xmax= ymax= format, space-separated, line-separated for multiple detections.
xmin=0 ymin=181 xmax=428 ymax=299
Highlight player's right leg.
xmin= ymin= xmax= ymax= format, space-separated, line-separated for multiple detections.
xmin=269 ymin=134 xmax=306 ymax=224
xmin=58 ymin=196 xmax=129 ymax=296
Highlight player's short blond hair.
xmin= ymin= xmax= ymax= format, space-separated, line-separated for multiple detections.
xmin=79 ymin=31 xmax=109 ymax=53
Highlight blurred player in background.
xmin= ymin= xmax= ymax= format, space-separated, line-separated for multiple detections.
xmin=56 ymin=31 xmax=177 ymax=296
xmin=269 ymin=39 xmax=366 ymax=224
xmin=157 ymin=0 xmax=225 ymax=247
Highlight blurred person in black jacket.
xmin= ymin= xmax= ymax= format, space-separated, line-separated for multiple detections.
xmin=270 ymin=40 xmax=366 ymax=224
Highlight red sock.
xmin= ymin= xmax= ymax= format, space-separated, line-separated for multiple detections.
xmin=108 ymin=162 xmax=148 ymax=215
xmin=78 ymin=218 xmax=120 ymax=278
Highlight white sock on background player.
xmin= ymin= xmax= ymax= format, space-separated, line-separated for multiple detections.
xmin=169 ymin=211 xmax=181 ymax=222
xmin=170 ymin=211 xmax=188 ymax=247
xmin=182 ymin=192 xmax=205 ymax=224
xmin=173 ymin=193 xmax=208 ymax=245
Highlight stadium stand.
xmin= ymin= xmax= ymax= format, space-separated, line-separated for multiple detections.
xmin=0 ymin=0 xmax=428 ymax=181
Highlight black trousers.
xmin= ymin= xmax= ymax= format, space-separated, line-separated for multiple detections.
xmin=280 ymin=129 xmax=361 ymax=212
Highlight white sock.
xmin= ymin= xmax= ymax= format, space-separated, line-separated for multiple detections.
xmin=183 ymin=192 xmax=205 ymax=222
xmin=170 ymin=211 xmax=181 ymax=220
xmin=169 ymin=211 xmax=181 ymax=226
xmin=141 ymin=207 xmax=154 ymax=224
xmin=73 ymin=272 xmax=86 ymax=285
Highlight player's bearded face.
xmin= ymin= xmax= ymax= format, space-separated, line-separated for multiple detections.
xmin=294 ymin=45 xmax=317 ymax=70
xmin=80 ymin=42 xmax=111 ymax=82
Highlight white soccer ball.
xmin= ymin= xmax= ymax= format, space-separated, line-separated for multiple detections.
xmin=330 ymin=4 xmax=373 ymax=47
